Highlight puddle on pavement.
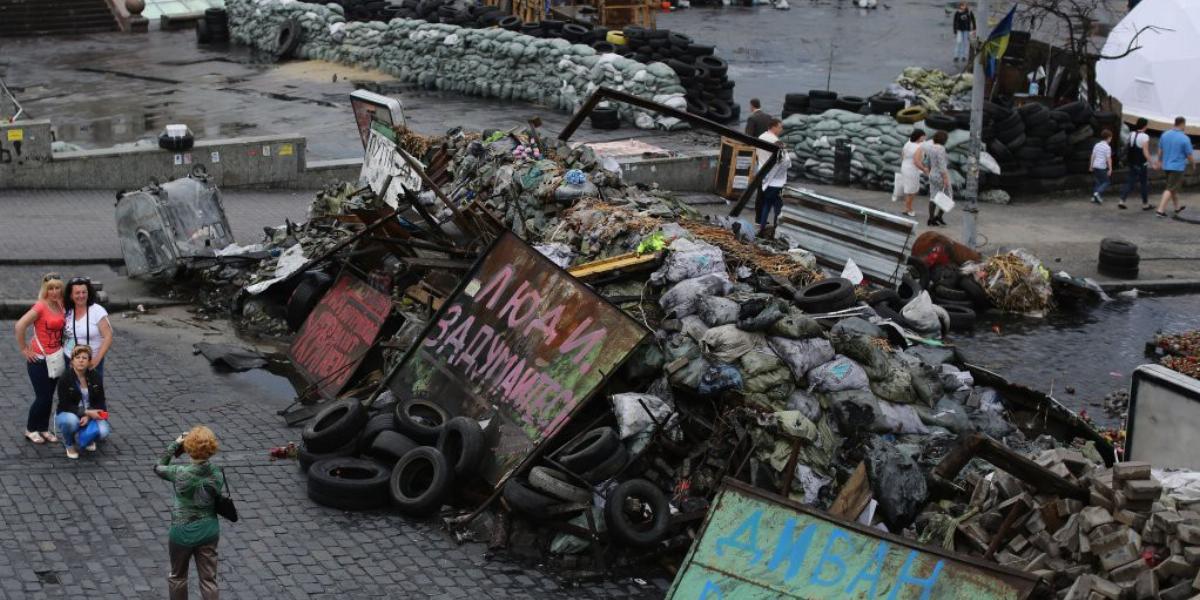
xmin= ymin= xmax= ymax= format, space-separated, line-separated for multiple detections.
xmin=219 ymin=359 xmax=308 ymax=404
xmin=953 ymin=293 xmax=1200 ymax=427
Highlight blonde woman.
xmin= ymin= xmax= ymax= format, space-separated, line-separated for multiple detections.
xmin=156 ymin=426 xmax=225 ymax=600
xmin=14 ymin=273 xmax=66 ymax=444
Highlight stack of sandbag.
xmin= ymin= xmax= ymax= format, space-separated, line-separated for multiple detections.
xmin=886 ymin=67 xmax=973 ymax=113
xmin=225 ymin=0 xmax=685 ymax=128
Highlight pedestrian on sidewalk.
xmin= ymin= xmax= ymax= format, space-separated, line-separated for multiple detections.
xmin=952 ymin=2 xmax=976 ymax=63
xmin=755 ymin=119 xmax=791 ymax=233
xmin=1119 ymin=118 xmax=1153 ymax=210
xmin=920 ymin=130 xmax=952 ymax=226
xmin=745 ymin=98 xmax=773 ymax=138
xmin=1155 ymin=116 xmax=1195 ymax=218
xmin=1090 ymin=129 xmax=1114 ymax=204
xmin=13 ymin=273 xmax=65 ymax=446
xmin=55 ymin=345 xmax=110 ymax=460
xmin=63 ymin=277 xmax=113 ymax=382
xmin=156 ymin=426 xmax=226 ymax=600
xmin=898 ymin=129 xmax=927 ymax=217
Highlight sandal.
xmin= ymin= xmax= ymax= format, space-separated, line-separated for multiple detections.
xmin=24 ymin=431 xmax=45 ymax=444
xmin=1175 ymin=206 xmax=1187 ymax=214
xmin=65 ymin=446 xmax=79 ymax=460
xmin=41 ymin=431 xmax=58 ymax=444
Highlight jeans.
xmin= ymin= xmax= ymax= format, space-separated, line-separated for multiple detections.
xmin=757 ymin=186 xmax=784 ymax=228
xmin=26 ymin=359 xmax=58 ymax=432
xmin=55 ymin=412 xmax=111 ymax=449
xmin=955 ymin=31 xmax=970 ymax=60
xmin=169 ymin=540 xmax=219 ymax=600
xmin=1121 ymin=163 xmax=1150 ymax=204
xmin=1093 ymin=168 xmax=1111 ymax=197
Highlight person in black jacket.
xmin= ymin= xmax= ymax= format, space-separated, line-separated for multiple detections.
xmin=952 ymin=2 xmax=976 ymax=62
xmin=55 ymin=345 xmax=110 ymax=459
xmin=745 ymin=98 xmax=774 ymax=138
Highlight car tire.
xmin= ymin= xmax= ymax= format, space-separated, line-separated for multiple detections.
xmin=895 ymin=106 xmax=927 ymax=124
xmin=695 ymin=55 xmax=727 ymax=77
xmin=366 ymin=430 xmax=419 ymax=466
xmin=959 ymin=275 xmax=991 ymax=308
xmin=393 ymin=398 xmax=450 ymax=444
xmin=932 ymin=283 xmax=968 ymax=303
xmin=302 ymin=399 xmax=369 ymax=454
xmin=502 ymin=478 xmax=561 ymax=519
xmin=389 ymin=447 xmax=453 ymax=516
xmin=358 ymin=413 xmax=399 ymax=453
xmin=286 ymin=270 xmax=334 ymax=332
xmin=557 ymin=427 xmax=621 ymax=473
xmin=196 ymin=20 xmax=212 ymax=44
xmin=866 ymin=289 xmax=901 ymax=310
xmin=706 ymin=99 xmax=733 ymax=123
xmin=896 ymin=274 xmax=921 ymax=304
xmin=276 ymin=18 xmax=302 ymax=60
xmin=436 ymin=416 xmax=485 ymax=479
xmin=307 ymin=457 xmax=391 ymax=511
xmin=871 ymin=303 xmax=917 ymax=330
xmin=581 ymin=443 xmax=629 ymax=483
xmin=940 ymin=304 xmax=976 ymax=332
xmin=298 ymin=434 xmax=360 ymax=472
xmin=605 ymin=479 xmax=671 ymax=548
xmin=1100 ymin=237 xmax=1138 ymax=256
xmin=1097 ymin=263 xmax=1138 ymax=280
xmin=795 ymin=278 xmax=856 ymax=313
xmin=529 ymin=466 xmax=592 ymax=503
xmin=925 ymin=114 xmax=958 ymax=131
xmin=1098 ymin=250 xmax=1140 ymax=268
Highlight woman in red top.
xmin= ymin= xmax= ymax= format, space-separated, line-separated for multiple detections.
xmin=14 ymin=273 xmax=67 ymax=444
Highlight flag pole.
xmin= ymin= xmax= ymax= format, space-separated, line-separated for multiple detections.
xmin=963 ymin=0 xmax=988 ymax=249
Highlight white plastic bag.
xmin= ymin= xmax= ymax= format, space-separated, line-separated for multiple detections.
xmin=900 ymin=291 xmax=941 ymax=333
xmin=932 ymin=191 xmax=955 ymax=213
xmin=891 ymin=173 xmax=903 ymax=202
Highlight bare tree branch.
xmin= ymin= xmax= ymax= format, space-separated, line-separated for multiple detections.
xmin=1097 ymin=24 xmax=1173 ymax=60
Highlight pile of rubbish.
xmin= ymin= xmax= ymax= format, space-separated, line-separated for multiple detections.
xmin=887 ymin=67 xmax=973 ymax=113
xmin=226 ymin=0 xmax=686 ymax=128
xmin=931 ymin=449 xmax=1200 ymax=600
xmin=1150 ymin=331 xmax=1200 ymax=379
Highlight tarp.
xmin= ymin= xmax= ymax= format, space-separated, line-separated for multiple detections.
xmin=1097 ymin=0 xmax=1200 ymax=127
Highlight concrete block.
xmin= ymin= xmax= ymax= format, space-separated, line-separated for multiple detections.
xmin=1091 ymin=470 xmax=1116 ymax=498
xmin=1177 ymin=510 xmax=1200 ymax=524
xmin=1091 ymin=577 xmax=1124 ymax=600
xmin=1057 ymin=498 xmax=1086 ymax=516
xmin=1055 ymin=514 xmax=1081 ymax=544
xmin=1114 ymin=461 xmax=1152 ymax=482
xmin=1091 ymin=526 xmax=1138 ymax=554
xmin=1081 ymin=506 xmax=1116 ymax=532
xmin=1154 ymin=511 xmax=1185 ymax=534
xmin=1026 ymin=552 xmax=1048 ymax=571
xmin=1091 ymin=490 xmax=1116 ymax=511
xmin=1160 ymin=580 xmax=1194 ymax=600
xmin=1008 ymin=534 xmax=1030 ymax=554
xmin=1100 ymin=542 xmax=1142 ymax=571
xmin=1134 ymin=570 xmax=1159 ymax=600
xmin=1123 ymin=479 xmax=1164 ymax=501
xmin=1063 ymin=576 xmax=1094 ymax=600
xmin=1114 ymin=509 xmax=1139 ymax=527
xmin=1112 ymin=557 xmax=1151 ymax=582
xmin=1183 ymin=545 xmax=1200 ymax=566
xmin=1155 ymin=555 xmax=1198 ymax=580
xmin=1179 ymin=524 xmax=1200 ymax=545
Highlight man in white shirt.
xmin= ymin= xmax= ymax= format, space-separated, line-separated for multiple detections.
xmin=756 ymin=119 xmax=792 ymax=233
xmin=1090 ymin=129 xmax=1113 ymax=205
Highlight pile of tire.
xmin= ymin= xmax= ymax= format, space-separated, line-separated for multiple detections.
xmin=1097 ymin=237 xmax=1139 ymax=280
xmin=299 ymin=397 xmax=485 ymax=516
xmin=875 ymin=259 xmax=991 ymax=334
xmin=196 ymin=7 xmax=231 ymax=44
xmin=621 ymin=27 xmax=737 ymax=124
xmin=781 ymin=90 xmax=873 ymax=120
xmin=503 ymin=426 xmax=672 ymax=548
xmin=984 ymin=100 xmax=1104 ymax=184
xmin=793 ymin=277 xmax=858 ymax=313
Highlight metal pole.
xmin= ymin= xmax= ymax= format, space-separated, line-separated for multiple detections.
xmin=963 ymin=0 xmax=987 ymax=249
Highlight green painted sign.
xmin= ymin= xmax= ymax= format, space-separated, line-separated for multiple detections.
xmin=667 ymin=481 xmax=1037 ymax=600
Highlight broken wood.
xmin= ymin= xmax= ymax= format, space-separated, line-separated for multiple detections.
xmin=829 ymin=462 xmax=872 ymax=521
xmin=567 ymin=251 xmax=661 ymax=281
xmin=934 ymin=433 xmax=1090 ymax=500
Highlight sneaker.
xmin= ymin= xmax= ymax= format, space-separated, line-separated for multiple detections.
xmin=65 ymin=447 xmax=79 ymax=460
xmin=903 ymin=210 xmax=916 ymax=217
xmin=85 ymin=442 xmax=97 ymax=452
xmin=1142 ymin=203 xmax=1153 ymax=211
xmin=1118 ymin=202 xmax=1127 ymax=210
xmin=1091 ymin=194 xmax=1102 ymax=205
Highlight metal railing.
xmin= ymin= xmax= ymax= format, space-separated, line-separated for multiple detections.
xmin=0 ymin=75 xmax=25 ymax=122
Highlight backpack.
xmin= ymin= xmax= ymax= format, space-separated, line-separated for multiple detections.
xmin=1126 ymin=132 xmax=1146 ymax=167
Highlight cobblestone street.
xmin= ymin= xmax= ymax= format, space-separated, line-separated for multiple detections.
xmin=0 ymin=313 xmax=660 ymax=600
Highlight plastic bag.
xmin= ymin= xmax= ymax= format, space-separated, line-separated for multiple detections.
xmin=932 ymin=191 xmax=955 ymax=213
xmin=768 ymin=308 xmax=824 ymax=339
xmin=697 ymin=296 xmax=740 ymax=327
xmin=807 ymin=355 xmax=870 ymax=393
xmin=652 ymin=238 xmax=727 ymax=285
xmin=698 ymin=363 xmax=743 ymax=396
xmin=610 ymin=393 xmax=676 ymax=440
xmin=659 ymin=274 xmax=732 ymax=318
xmin=900 ymin=291 xmax=941 ymax=333
xmin=768 ymin=336 xmax=835 ymax=382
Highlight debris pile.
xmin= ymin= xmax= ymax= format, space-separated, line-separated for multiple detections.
xmin=226 ymin=0 xmax=686 ymax=128
xmin=935 ymin=451 xmax=1200 ymax=600
xmin=965 ymin=249 xmax=1055 ymax=316
xmin=1151 ymin=331 xmax=1200 ymax=379
xmin=887 ymin=67 xmax=973 ymax=113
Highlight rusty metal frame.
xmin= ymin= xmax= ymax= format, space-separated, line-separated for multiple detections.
xmin=557 ymin=87 xmax=780 ymax=218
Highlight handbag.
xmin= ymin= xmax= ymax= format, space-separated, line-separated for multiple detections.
xmin=213 ymin=468 xmax=239 ymax=522
xmin=34 ymin=335 xmax=65 ymax=379
xmin=932 ymin=190 xmax=956 ymax=213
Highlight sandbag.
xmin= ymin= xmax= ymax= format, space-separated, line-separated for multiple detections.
xmin=739 ymin=350 xmax=794 ymax=409
xmin=660 ymin=274 xmax=732 ymax=318
xmin=900 ymin=291 xmax=940 ymax=333
xmin=768 ymin=308 xmax=824 ymax=339
xmin=768 ymin=336 xmax=834 ymax=382
xmin=700 ymin=324 xmax=762 ymax=364
xmin=737 ymin=298 xmax=787 ymax=332
xmin=663 ymin=333 xmax=708 ymax=390
xmin=652 ymin=238 xmax=726 ymax=284
xmin=807 ymin=355 xmax=869 ymax=393
xmin=785 ymin=389 xmax=822 ymax=422
xmin=697 ymin=363 xmax=743 ymax=396
xmin=697 ymin=296 xmax=739 ymax=327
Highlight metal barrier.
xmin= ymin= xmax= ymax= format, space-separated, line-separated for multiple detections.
xmin=775 ymin=186 xmax=917 ymax=287
xmin=0 ymin=76 xmax=24 ymax=122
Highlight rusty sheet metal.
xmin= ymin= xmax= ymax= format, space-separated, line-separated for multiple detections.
xmin=289 ymin=274 xmax=392 ymax=401
xmin=666 ymin=480 xmax=1039 ymax=600
xmin=387 ymin=231 xmax=650 ymax=487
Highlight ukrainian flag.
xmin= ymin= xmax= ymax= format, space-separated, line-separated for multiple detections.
xmin=983 ymin=5 xmax=1017 ymax=78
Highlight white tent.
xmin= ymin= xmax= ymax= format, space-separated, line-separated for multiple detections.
xmin=1097 ymin=0 xmax=1200 ymax=130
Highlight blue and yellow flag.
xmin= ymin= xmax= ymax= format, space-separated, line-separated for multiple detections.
xmin=982 ymin=5 xmax=1017 ymax=78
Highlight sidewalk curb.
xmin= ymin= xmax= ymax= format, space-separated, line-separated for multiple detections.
xmin=1097 ymin=279 xmax=1200 ymax=294
xmin=0 ymin=258 xmax=125 ymax=267
xmin=0 ymin=298 xmax=185 ymax=319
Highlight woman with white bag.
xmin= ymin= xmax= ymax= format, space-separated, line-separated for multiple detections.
xmin=897 ymin=129 xmax=926 ymax=217
xmin=14 ymin=273 xmax=67 ymax=445
xmin=918 ymin=130 xmax=953 ymax=227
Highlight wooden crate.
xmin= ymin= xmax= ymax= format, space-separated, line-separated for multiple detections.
xmin=513 ymin=0 xmax=544 ymax=22
xmin=598 ymin=0 xmax=654 ymax=29
xmin=715 ymin=136 xmax=758 ymax=200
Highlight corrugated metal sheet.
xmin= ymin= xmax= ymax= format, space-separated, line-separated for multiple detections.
xmin=666 ymin=480 xmax=1040 ymax=600
xmin=776 ymin=187 xmax=917 ymax=286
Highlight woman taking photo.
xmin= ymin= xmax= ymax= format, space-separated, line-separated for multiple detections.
xmin=55 ymin=345 xmax=110 ymax=459
xmin=156 ymin=426 xmax=225 ymax=600
xmin=63 ymin=277 xmax=114 ymax=380
xmin=14 ymin=273 xmax=66 ymax=445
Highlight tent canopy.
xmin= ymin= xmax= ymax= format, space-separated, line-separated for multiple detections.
xmin=1097 ymin=0 xmax=1200 ymax=127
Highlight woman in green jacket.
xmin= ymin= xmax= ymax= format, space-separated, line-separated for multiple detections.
xmin=155 ymin=425 xmax=225 ymax=600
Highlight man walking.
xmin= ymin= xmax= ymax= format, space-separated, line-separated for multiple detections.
xmin=952 ymin=2 xmax=976 ymax=63
xmin=1156 ymin=116 xmax=1196 ymax=218
xmin=1090 ymin=129 xmax=1114 ymax=204
xmin=755 ymin=119 xmax=791 ymax=234
xmin=1119 ymin=118 xmax=1153 ymax=210
xmin=745 ymin=98 xmax=773 ymax=138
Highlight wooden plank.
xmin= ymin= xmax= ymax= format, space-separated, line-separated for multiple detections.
xmin=934 ymin=433 xmax=1090 ymax=501
xmin=566 ymin=251 xmax=659 ymax=281
xmin=828 ymin=462 xmax=872 ymax=521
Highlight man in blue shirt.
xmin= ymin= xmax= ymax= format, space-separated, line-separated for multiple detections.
xmin=1156 ymin=116 xmax=1196 ymax=217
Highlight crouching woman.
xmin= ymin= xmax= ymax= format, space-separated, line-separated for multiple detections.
xmin=55 ymin=345 xmax=110 ymax=459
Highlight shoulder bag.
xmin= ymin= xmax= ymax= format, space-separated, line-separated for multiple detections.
xmin=213 ymin=468 xmax=239 ymax=522
xmin=34 ymin=335 xmax=65 ymax=379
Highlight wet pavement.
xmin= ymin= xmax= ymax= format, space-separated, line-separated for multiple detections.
xmin=658 ymin=0 xmax=962 ymax=115
xmin=953 ymin=293 xmax=1200 ymax=427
